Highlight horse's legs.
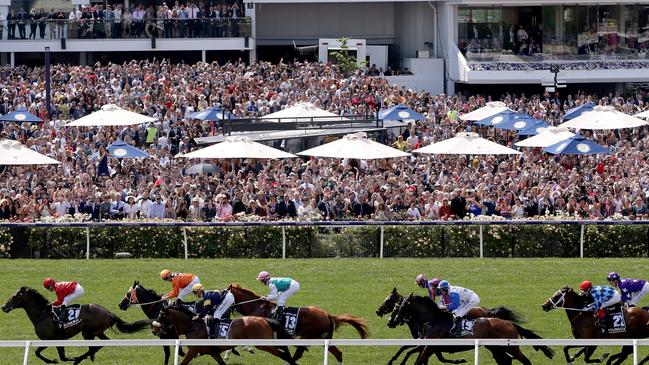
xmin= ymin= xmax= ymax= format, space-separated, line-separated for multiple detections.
xmin=179 ymin=347 xmax=200 ymax=365
xmin=328 ymin=345 xmax=344 ymax=365
xmin=256 ymin=346 xmax=297 ymax=365
xmin=433 ymin=350 xmax=468 ymax=364
xmin=56 ymin=346 xmax=76 ymax=362
xmin=414 ymin=346 xmax=434 ymax=365
xmin=388 ymin=345 xmax=414 ymax=365
xmin=292 ymin=346 xmax=308 ymax=363
xmin=35 ymin=347 xmax=57 ymax=364
xmin=606 ymin=346 xmax=632 ymax=365
xmin=162 ymin=345 xmax=170 ymax=365
xmin=564 ymin=346 xmax=584 ymax=363
xmin=584 ymin=346 xmax=609 ymax=364
xmin=638 ymin=352 xmax=649 ymax=365
xmin=398 ymin=346 xmax=422 ymax=365
xmin=504 ymin=346 xmax=532 ymax=365
xmin=208 ymin=347 xmax=227 ymax=365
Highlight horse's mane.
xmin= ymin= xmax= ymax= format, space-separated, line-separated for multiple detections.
xmin=137 ymin=284 xmax=161 ymax=298
xmin=21 ymin=287 xmax=50 ymax=308
xmin=228 ymin=284 xmax=260 ymax=298
xmin=168 ymin=305 xmax=195 ymax=317
xmin=410 ymin=295 xmax=443 ymax=312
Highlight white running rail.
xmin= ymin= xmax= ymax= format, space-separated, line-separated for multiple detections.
xmin=1 ymin=338 xmax=649 ymax=365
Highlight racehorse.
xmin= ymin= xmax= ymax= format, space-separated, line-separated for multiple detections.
xmin=228 ymin=284 xmax=370 ymax=364
xmin=389 ymin=294 xmax=555 ymax=365
xmin=2 ymin=286 xmax=150 ymax=365
xmin=376 ymin=287 xmax=525 ymax=365
xmin=152 ymin=305 xmax=298 ymax=365
xmin=118 ymin=280 xmax=186 ymax=365
xmin=542 ymin=286 xmax=649 ymax=365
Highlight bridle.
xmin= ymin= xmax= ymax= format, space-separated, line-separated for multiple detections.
xmin=123 ymin=286 xmax=163 ymax=316
xmin=547 ymin=289 xmax=591 ymax=313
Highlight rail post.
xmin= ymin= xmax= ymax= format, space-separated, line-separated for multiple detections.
xmin=479 ymin=225 xmax=484 ymax=258
xmin=183 ymin=227 xmax=188 ymax=259
xmin=633 ymin=339 xmax=638 ymax=365
xmin=85 ymin=226 xmax=90 ymax=260
xmin=323 ymin=339 xmax=329 ymax=365
xmin=379 ymin=225 xmax=384 ymax=258
xmin=580 ymin=225 xmax=585 ymax=258
xmin=173 ymin=339 xmax=180 ymax=365
xmin=474 ymin=339 xmax=480 ymax=364
xmin=22 ymin=341 xmax=30 ymax=365
xmin=282 ymin=226 xmax=286 ymax=259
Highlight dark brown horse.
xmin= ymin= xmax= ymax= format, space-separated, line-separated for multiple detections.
xmin=152 ymin=305 xmax=297 ymax=365
xmin=376 ymin=287 xmax=525 ymax=365
xmin=542 ymin=286 xmax=649 ymax=365
xmin=2 ymin=286 xmax=150 ymax=365
xmin=118 ymin=280 xmax=187 ymax=365
xmin=228 ymin=284 xmax=370 ymax=364
xmin=389 ymin=294 xmax=555 ymax=365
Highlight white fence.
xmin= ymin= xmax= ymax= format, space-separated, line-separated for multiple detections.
xmin=2 ymin=338 xmax=649 ymax=365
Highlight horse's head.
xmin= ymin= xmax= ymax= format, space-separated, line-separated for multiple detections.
xmin=152 ymin=305 xmax=174 ymax=337
xmin=2 ymin=287 xmax=44 ymax=313
xmin=119 ymin=280 xmax=139 ymax=311
xmin=542 ymin=286 xmax=584 ymax=312
xmin=377 ymin=287 xmax=402 ymax=318
xmin=387 ymin=293 xmax=412 ymax=329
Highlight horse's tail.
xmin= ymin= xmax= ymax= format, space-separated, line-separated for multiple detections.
xmin=330 ymin=314 xmax=370 ymax=339
xmin=111 ymin=314 xmax=152 ymax=334
xmin=513 ymin=323 xmax=555 ymax=359
xmin=485 ymin=306 xmax=525 ymax=325
xmin=264 ymin=318 xmax=294 ymax=339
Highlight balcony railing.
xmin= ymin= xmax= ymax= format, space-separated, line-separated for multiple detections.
xmin=0 ymin=17 xmax=252 ymax=41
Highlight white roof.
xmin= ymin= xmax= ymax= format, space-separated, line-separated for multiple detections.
xmin=178 ymin=136 xmax=296 ymax=159
xmin=298 ymin=132 xmax=410 ymax=160
xmin=260 ymin=102 xmax=349 ymax=123
xmin=558 ymin=106 xmax=648 ymax=130
xmin=413 ymin=132 xmax=521 ymax=155
xmin=0 ymin=139 xmax=60 ymax=165
xmin=634 ymin=110 xmax=649 ymax=119
xmin=515 ymin=127 xmax=576 ymax=148
xmin=66 ymin=104 xmax=157 ymax=127
xmin=459 ymin=101 xmax=515 ymax=121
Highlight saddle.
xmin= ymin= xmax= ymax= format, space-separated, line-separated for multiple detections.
xmin=53 ymin=304 xmax=82 ymax=328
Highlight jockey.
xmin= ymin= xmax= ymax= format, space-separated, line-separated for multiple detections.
xmin=256 ymin=271 xmax=300 ymax=320
xmin=580 ymin=280 xmax=621 ymax=328
xmin=437 ymin=280 xmax=480 ymax=320
xmin=415 ymin=274 xmax=441 ymax=302
xmin=160 ymin=269 xmax=200 ymax=304
xmin=42 ymin=277 xmax=85 ymax=328
xmin=607 ymin=272 xmax=649 ymax=307
xmin=191 ymin=284 xmax=235 ymax=333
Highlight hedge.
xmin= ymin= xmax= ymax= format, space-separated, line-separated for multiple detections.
xmin=1 ymin=224 xmax=648 ymax=259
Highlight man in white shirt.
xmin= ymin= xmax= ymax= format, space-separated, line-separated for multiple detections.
xmin=133 ymin=5 xmax=145 ymax=37
xmin=113 ymin=5 xmax=122 ymax=39
xmin=52 ymin=196 xmax=71 ymax=217
xmin=150 ymin=195 xmax=166 ymax=219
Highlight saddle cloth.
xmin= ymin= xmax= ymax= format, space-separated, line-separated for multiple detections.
xmin=61 ymin=305 xmax=82 ymax=328
xmin=604 ymin=308 xmax=627 ymax=334
xmin=279 ymin=307 xmax=300 ymax=336
xmin=208 ymin=319 xmax=232 ymax=339
xmin=449 ymin=319 xmax=475 ymax=338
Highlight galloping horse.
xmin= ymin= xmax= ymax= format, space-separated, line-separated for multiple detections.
xmin=228 ymin=284 xmax=370 ymax=364
xmin=2 ymin=287 xmax=150 ymax=365
xmin=389 ymin=294 xmax=555 ymax=365
xmin=542 ymin=286 xmax=649 ymax=365
xmin=376 ymin=287 xmax=525 ymax=365
xmin=118 ymin=281 xmax=186 ymax=365
xmin=153 ymin=305 xmax=297 ymax=365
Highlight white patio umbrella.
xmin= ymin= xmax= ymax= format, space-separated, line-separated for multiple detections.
xmin=178 ymin=136 xmax=296 ymax=159
xmin=0 ymin=139 xmax=60 ymax=165
xmin=558 ymin=106 xmax=648 ymax=130
xmin=515 ymin=127 xmax=576 ymax=148
xmin=260 ymin=102 xmax=348 ymax=123
xmin=413 ymin=132 xmax=521 ymax=155
xmin=635 ymin=110 xmax=649 ymax=119
xmin=297 ymin=132 xmax=410 ymax=160
xmin=459 ymin=101 xmax=515 ymax=121
xmin=66 ymin=104 xmax=157 ymax=127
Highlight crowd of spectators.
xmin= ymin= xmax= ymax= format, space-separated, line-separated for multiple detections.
xmin=469 ymin=60 xmax=649 ymax=71
xmin=0 ymin=59 xmax=648 ymax=222
xmin=0 ymin=1 xmax=246 ymax=41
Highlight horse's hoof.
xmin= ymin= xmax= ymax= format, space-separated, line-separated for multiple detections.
xmin=602 ymin=353 xmax=610 ymax=359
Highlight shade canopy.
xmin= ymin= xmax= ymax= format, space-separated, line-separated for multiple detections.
xmin=544 ymin=134 xmax=609 ymax=155
xmin=378 ymin=104 xmax=425 ymax=121
xmin=184 ymin=163 xmax=218 ymax=175
xmin=558 ymin=106 xmax=648 ymax=130
xmin=563 ymin=102 xmax=594 ymax=121
xmin=413 ymin=132 xmax=521 ymax=155
xmin=515 ymin=120 xmax=550 ymax=136
xmin=179 ymin=136 xmax=296 ymax=159
xmin=474 ymin=111 xmax=519 ymax=128
xmin=66 ymin=104 xmax=157 ymax=126
xmin=635 ymin=110 xmax=649 ymax=119
xmin=459 ymin=101 xmax=515 ymax=121
xmin=260 ymin=102 xmax=348 ymax=123
xmin=0 ymin=139 xmax=60 ymax=165
xmin=297 ymin=132 xmax=410 ymax=160
xmin=186 ymin=108 xmax=238 ymax=121
xmin=515 ymin=127 xmax=575 ymax=147
xmin=107 ymin=140 xmax=148 ymax=159
xmin=0 ymin=110 xmax=42 ymax=123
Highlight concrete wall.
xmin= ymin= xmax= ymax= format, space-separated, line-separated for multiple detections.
xmin=393 ymin=2 xmax=436 ymax=59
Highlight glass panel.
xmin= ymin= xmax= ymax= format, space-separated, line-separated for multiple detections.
xmin=563 ymin=5 xmax=578 ymax=55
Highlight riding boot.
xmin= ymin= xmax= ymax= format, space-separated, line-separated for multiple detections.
xmin=53 ymin=305 xmax=67 ymax=329
xmin=594 ymin=309 xmax=607 ymax=333
xmin=272 ymin=306 xmax=284 ymax=321
xmin=450 ymin=315 xmax=462 ymax=337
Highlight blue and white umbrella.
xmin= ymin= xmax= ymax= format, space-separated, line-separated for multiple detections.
xmin=474 ymin=111 xmax=518 ymax=128
xmin=108 ymin=140 xmax=148 ymax=159
xmin=379 ymin=105 xmax=425 ymax=121
xmin=544 ymin=134 xmax=609 ymax=155
xmin=186 ymin=108 xmax=238 ymax=121
xmin=516 ymin=120 xmax=550 ymax=136
xmin=0 ymin=110 xmax=42 ymax=123
xmin=563 ymin=102 xmax=594 ymax=121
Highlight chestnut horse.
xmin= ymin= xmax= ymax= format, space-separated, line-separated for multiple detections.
xmin=228 ymin=284 xmax=370 ymax=364
xmin=542 ymin=286 xmax=649 ymax=365
xmin=2 ymin=287 xmax=150 ymax=365
xmin=153 ymin=305 xmax=297 ymax=365
xmin=376 ymin=287 xmax=525 ymax=365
